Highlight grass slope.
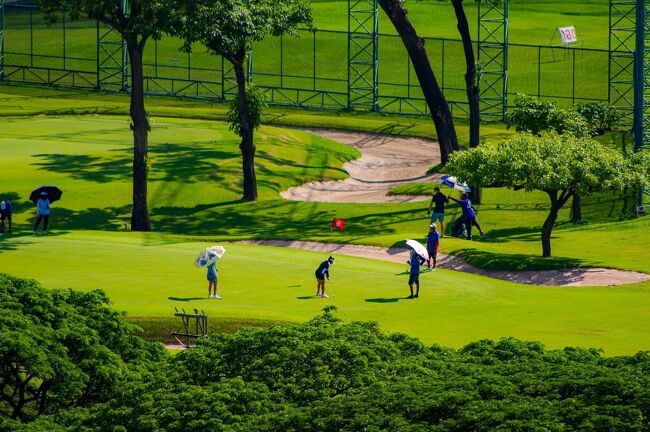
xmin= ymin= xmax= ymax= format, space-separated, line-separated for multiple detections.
xmin=1 ymin=231 xmax=649 ymax=355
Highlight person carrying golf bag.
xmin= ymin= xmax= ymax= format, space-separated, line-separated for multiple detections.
xmin=315 ymin=256 xmax=335 ymax=298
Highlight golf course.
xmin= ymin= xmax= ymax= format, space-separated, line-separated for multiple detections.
xmin=4 ymin=0 xmax=650 ymax=428
xmin=1 ymin=85 xmax=649 ymax=356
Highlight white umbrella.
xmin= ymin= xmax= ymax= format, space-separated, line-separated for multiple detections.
xmin=405 ymin=239 xmax=429 ymax=260
xmin=194 ymin=245 xmax=226 ymax=268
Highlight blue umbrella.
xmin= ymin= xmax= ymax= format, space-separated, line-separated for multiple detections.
xmin=440 ymin=175 xmax=471 ymax=193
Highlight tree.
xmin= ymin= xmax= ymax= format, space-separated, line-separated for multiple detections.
xmin=378 ymin=0 xmax=460 ymax=164
xmin=170 ymin=0 xmax=311 ymax=201
xmin=447 ymin=0 xmax=481 ymax=203
xmin=0 ymin=274 xmax=165 ymax=423
xmin=38 ymin=0 xmax=172 ymax=231
xmin=507 ymin=95 xmax=625 ymax=221
xmin=445 ymin=132 xmax=650 ymax=257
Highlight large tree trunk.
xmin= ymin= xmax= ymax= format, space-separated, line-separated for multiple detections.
xmin=126 ymin=37 xmax=152 ymax=231
xmin=451 ymin=0 xmax=481 ymax=203
xmin=542 ymin=190 xmax=572 ymax=257
xmin=378 ymin=0 xmax=459 ymax=163
xmin=232 ymin=50 xmax=257 ymax=201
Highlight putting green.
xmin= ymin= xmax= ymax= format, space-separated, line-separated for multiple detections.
xmin=1 ymin=231 xmax=649 ymax=355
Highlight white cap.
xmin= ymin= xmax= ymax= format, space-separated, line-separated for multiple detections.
xmin=429 ymin=223 xmax=437 ymax=228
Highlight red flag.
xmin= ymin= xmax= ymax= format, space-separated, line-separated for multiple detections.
xmin=331 ymin=217 xmax=346 ymax=230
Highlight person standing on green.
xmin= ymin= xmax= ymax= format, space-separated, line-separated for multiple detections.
xmin=427 ymin=187 xmax=449 ymax=238
xmin=33 ymin=191 xmax=51 ymax=235
xmin=207 ymin=261 xmax=221 ymax=299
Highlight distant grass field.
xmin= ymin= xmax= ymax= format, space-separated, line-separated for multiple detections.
xmin=1 ymin=0 xmax=613 ymax=109
xmin=1 ymin=231 xmax=649 ymax=356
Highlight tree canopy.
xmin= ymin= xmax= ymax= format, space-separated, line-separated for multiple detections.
xmin=445 ymin=132 xmax=650 ymax=256
xmin=169 ymin=0 xmax=312 ymax=201
xmin=0 ymin=274 xmax=166 ymax=426
xmin=4 ymin=286 xmax=650 ymax=431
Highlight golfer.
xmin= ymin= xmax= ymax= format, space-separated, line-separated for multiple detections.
xmin=426 ymin=223 xmax=440 ymax=270
xmin=0 ymin=200 xmax=12 ymax=233
xmin=207 ymin=260 xmax=221 ymax=299
xmin=315 ymin=256 xmax=335 ymax=298
xmin=33 ymin=191 xmax=51 ymax=235
xmin=427 ymin=187 xmax=449 ymax=237
xmin=407 ymin=250 xmax=425 ymax=299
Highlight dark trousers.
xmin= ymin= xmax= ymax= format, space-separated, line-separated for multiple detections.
xmin=0 ymin=213 xmax=10 ymax=232
xmin=34 ymin=214 xmax=49 ymax=232
xmin=463 ymin=216 xmax=473 ymax=240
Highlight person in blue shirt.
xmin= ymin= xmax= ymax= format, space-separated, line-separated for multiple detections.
xmin=407 ymin=250 xmax=426 ymax=299
xmin=315 ymin=256 xmax=335 ymax=298
xmin=33 ymin=192 xmax=51 ymax=235
xmin=207 ymin=260 xmax=221 ymax=299
xmin=0 ymin=200 xmax=12 ymax=234
xmin=427 ymin=187 xmax=449 ymax=237
xmin=449 ymin=193 xmax=483 ymax=240
xmin=426 ymin=223 xmax=440 ymax=270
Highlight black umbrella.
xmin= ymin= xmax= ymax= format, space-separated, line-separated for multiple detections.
xmin=29 ymin=186 xmax=63 ymax=203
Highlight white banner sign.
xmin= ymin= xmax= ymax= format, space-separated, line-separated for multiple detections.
xmin=557 ymin=26 xmax=578 ymax=44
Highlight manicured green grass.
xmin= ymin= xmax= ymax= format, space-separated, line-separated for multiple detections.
xmin=1 ymin=231 xmax=649 ymax=355
xmin=1 ymin=111 xmax=647 ymax=275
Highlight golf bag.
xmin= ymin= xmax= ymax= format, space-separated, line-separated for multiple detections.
xmin=450 ymin=217 xmax=467 ymax=239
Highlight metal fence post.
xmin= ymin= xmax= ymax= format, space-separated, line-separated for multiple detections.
xmin=478 ymin=0 xmax=509 ymax=121
xmin=0 ymin=0 xmax=4 ymax=80
xmin=347 ymin=0 xmax=379 ymax=111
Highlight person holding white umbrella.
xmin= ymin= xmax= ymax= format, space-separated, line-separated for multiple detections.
xmin=195 ymin=246 xmax=226 ymax=299
xmin=405 ymin=239 xmax=428 ymax=299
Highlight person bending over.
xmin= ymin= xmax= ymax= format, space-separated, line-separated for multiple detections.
xmin=315 ymin=256 xmax=335 ymax=298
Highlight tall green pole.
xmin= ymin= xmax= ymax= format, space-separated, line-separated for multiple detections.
xmin=0 ymin=0 xmax=5 ymax=80
xmin=633 ymin=0 xmax=644 ymax=152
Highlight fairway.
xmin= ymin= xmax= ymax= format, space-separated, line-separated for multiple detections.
xmin=1 ymin=231 xmax=649 ymax=356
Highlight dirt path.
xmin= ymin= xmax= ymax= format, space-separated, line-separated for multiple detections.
xmin=236 ymin=240 xmax=650 ymax=287
xmin=281 ymin=129 xmax=442 ymax=203
xmin=276 ymin=129 xmax=650 ymax=286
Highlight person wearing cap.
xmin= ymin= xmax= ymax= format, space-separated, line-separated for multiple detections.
xmin=33 ymin=191 xmax=51 ymax=234
xmin=0 ymin=200 xmax=12 ymax=234
xmin=426 ymin=223 xmax=440 ymax=270
xmin=407 ymin=249 xmax=426 ymax=299
xmin=427 ymin=186 xmax=449 ymax=238
xmin=315 ymin=256 xmax=335 ymax=298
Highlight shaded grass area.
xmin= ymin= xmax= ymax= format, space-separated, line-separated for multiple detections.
xmin=123 ymin=316 xmax=289 ymax=344
xmin=450 ymin=248 xmax=586 ymax=271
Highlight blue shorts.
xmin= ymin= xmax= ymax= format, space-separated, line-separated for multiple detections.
xmin=207 ymin=270 xmax=218 ymax=282
xmin=430 ymin=212 xmax=444 ymax=223
xmin=408 ymin=273 xmax=420 ymax=285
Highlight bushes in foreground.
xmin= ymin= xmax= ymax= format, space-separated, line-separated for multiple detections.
xmin=2 ymin=276 xmax=649 ymax=431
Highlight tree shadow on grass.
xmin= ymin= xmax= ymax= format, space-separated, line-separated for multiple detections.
xmin=51 ymin=206 xmax=132 ymax=231
xmin=449 ymin=248 xmax=587 ymax=271
xmin=31 ymin=144 xmax=240 ymax=184
xmin=152 ymin=200 xmax=415 ymax=238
